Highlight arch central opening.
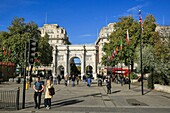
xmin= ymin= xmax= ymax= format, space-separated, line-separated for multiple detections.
xmin=69 ymin=57 xmax=81 ymax=77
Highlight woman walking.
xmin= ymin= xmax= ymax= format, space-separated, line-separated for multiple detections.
xmin=44 ymin=80 xmax=54 ymax=109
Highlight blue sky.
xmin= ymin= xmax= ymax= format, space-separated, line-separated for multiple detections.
xmin=0 ymin=0 xmax=170 ymax=44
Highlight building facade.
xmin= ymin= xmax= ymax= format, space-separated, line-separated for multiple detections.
xmin=155 ymin=26 xmax=170 ymax=37
xmin=39 ymin=24 xmax=70 ymax=47
xmin=39 ymin=24 xmax=98 ymax=79
xmin=95 ymin=23 xmax=115 ymax=75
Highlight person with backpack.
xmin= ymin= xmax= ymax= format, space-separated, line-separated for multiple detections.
xmin=33 ymin=76 xmax=44 ymax=109
xmin=44 ymin=79 xmax=55 ymax=109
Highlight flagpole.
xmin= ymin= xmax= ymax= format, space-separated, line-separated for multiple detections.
xmin=127 ymin=29 xmax=131 ymax=89
xmin=139 ymin=10 xmax=144 ymax=95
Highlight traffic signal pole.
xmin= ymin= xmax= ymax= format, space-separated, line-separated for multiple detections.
xmin=22 ymin=38 xmax=38 ymax=109
xmin=22 ymin=42 xmax=28 ymax=109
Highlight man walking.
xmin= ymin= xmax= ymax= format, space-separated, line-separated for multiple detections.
xmin=33 ymin=76 xmax=44 ymax=109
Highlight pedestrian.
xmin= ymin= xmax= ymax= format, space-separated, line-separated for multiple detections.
xmin=87 ymin=77 xmax=91 ymax=87
xmin=76 ymin=76 xmax=80 ymax=85
xmin=44 ymin=79 xmax=54 ymax=110
xmin=106 ymin=77 xmax=111 ymax=94
xmin=57 ymin=75 xmax=61 ymax=84
xmin=33 ymin=76 xmax=44 ymax=109
xmin=64 ymin=75 xmax=68 ymax=86
xmin=83 ymin=75 xmax=86 ymax=84
xmin=53 ymin=76 xmax=57 ymax=85
xmin=49 ymin=75 xmax=53 ymax=82
xmin=72 ymin=75 xmax=76 ymax=87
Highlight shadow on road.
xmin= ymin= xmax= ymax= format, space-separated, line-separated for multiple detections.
xmin=112 ymin=90 xmax=121 ymax=94
xmin=144 ymin=89 xmax=153 ymax=95
xmin=52 ymin=99 xmax=84 ymax=107
xmin=24 ymin=92 xmax=102 ymax=109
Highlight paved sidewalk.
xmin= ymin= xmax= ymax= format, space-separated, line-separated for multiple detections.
xmin=0 ymin=80 xmax=170 ymax=113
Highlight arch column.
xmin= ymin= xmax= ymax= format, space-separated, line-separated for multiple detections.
xmin=93 ymin=53 xmax=97 ymax=79
xmin=64 ymin=46 xmax=69 ymax=76
xmin=52 ymin=46 xmax=56 ymax=77
xmin=81 ymin=45 xmax=85 ymax=77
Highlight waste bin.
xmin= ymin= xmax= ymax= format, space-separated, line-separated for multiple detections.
xmin=98 ymin=79 xmax=102 ymax=86
xmin=26 ymin=82 xmax=29 ymax=90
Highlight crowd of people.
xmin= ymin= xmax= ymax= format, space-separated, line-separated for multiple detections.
xmin=32 ymin=73 xmax=129 ymax=110
xmin=32 ymin=74 xmax=94 ymax=110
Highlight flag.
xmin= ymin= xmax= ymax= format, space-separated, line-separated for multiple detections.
xmin=139 ymin=10 xmax=144 ymax=32
xmin=139 ymin=10 xmax=142 ymax=23
xmin=115 ymin=46 xmax=118 ymax=54
xmin=107 ymin=56 xmax=110 ymax=60
xmin=8 ymin=48 xmax=11 ymax=57
xmin=112 ymin=52 xmax=115 ymax=59
xmin=3 ymin=47 xmax=7 ymax=56
xmin=120 ymin=40 xmax=122 ymax=51
xmin=126 ymin=29 xmax=130 ymax=45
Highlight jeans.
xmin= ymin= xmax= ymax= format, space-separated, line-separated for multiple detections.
xmin=34 ymin=92 xmax=42 ymax=108
xmin=44 ymin=98 xmax=51 ymax=107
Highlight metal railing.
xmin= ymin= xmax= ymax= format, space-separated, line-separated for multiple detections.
xmin=0 ymin=87 xmax=20 ymax=110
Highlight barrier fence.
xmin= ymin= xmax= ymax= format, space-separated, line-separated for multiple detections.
xmin=0 ymin=87 xmax=20 ymax=110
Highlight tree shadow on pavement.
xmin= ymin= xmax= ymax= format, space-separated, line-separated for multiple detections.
xmin=52 ymin=99 xmax=84 ymax=107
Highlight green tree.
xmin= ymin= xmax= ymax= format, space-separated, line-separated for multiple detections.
xmin=102 ymin=15 xmax=157 ymax=72
xmin=153 ymin=34 xmax=170 ymax=85
xmin=38 ymin=33 xmax=53 ymax=66
xmin=102 ymin=16 xmax=139 ymax=71
xmin=0 ymin=17 xmax=52 ymax=68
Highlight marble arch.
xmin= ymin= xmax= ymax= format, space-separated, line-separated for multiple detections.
xmin=52 ymin=45 xmax=98 ymax=79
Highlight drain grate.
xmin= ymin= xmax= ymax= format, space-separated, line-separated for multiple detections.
xmin=131 ymin=103 xmax=141 ymax=106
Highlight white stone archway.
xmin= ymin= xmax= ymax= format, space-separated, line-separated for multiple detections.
xmin=52 ymin=45 xmax=98 ymax=79
xmin=68 ymin=56 xmax=81 ymax=76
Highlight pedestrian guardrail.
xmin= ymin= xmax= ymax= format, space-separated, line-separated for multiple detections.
xmin=0 ymin=87 xmax=20 ymax=110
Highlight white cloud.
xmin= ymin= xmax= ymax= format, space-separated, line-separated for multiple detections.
xmin=127 ymin=5 xmax=144 ymax=13
xmin=79 ymin=34 xmax=95 ymax=37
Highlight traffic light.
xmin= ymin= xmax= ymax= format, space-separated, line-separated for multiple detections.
xmin=29 ymin=39 xmax=38 ymax=64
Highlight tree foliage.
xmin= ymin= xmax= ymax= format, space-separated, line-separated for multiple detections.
xmin=38 ymin=33 xmax=53 ymax=66
xmin=102 ymin=15 xmax=157 ymax=72
xmin=0 ymin=17 xmax=53 ymax=67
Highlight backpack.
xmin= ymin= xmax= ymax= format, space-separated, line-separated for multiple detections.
xmin=48 ymin=86 xmax=55 ymax=96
